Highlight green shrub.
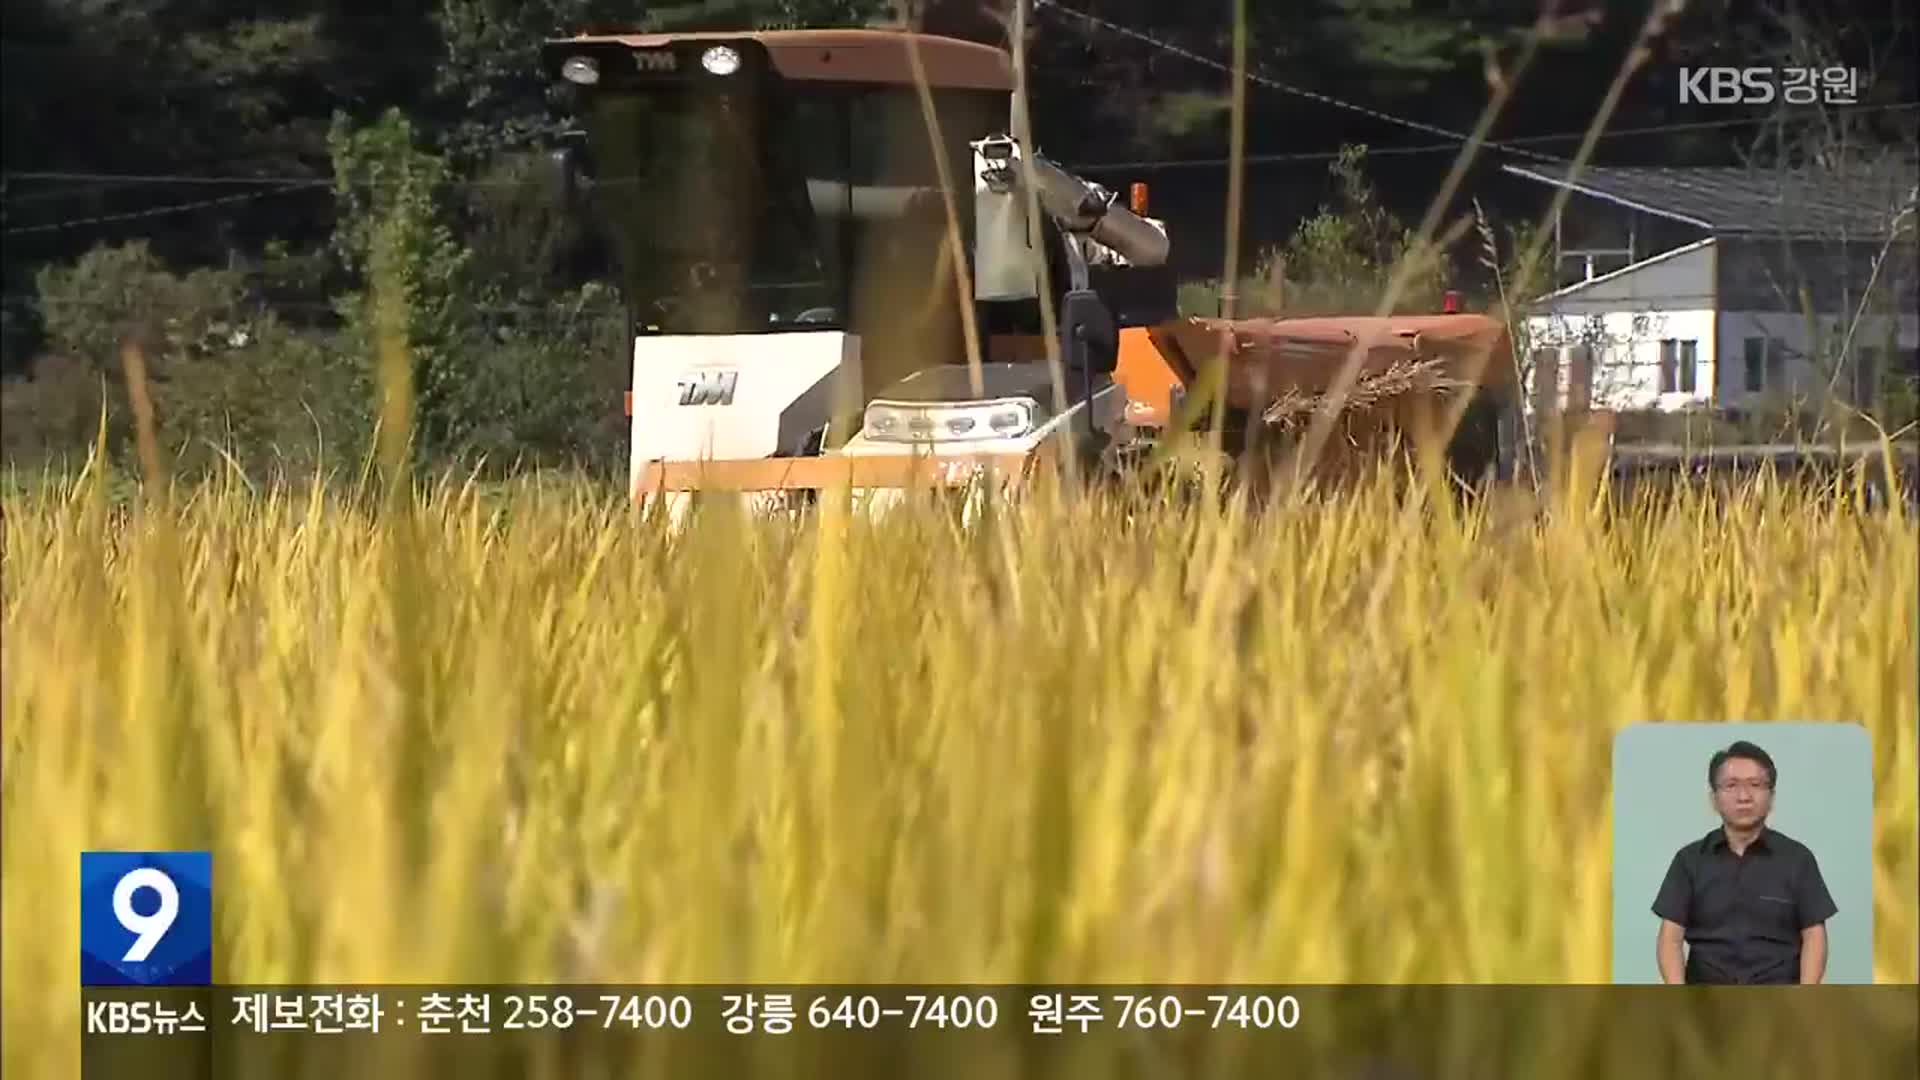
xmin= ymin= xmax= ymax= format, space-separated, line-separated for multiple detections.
xmin=32 ymin=241 xmax=251 ymax=370
xmin=1177 ymin=146 xmax=1453 ymax=319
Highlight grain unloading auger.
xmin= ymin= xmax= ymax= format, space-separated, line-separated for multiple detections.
xmin=538 ymin=29 xmax=1522 ymax=517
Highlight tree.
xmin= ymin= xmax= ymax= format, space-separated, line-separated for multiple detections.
xmin=0 ymin=2 xmax=435 ymax=311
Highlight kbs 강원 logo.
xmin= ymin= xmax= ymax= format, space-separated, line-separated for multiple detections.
xmin=80 ymin=851 xmax=212 ymax=986
xmin=1677 ymin=66 xmax=1861 ymax=106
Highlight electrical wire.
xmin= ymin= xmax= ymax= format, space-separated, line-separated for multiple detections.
xmin=0 ymin=123 xmax=566 ymax=235
xmin=1073 ymin=105 xmax=1920 ymax=172
xmin=1035 ymin=1 xmax=1918 ymax=177
xmin=1032 ymin=0 xmax=1568 ymax=165
xmin=3 ymin=8 xmax=1912 ymax=236
xmin=7 ymin=105 xmax=1912 ymax=196
xmin=2 ymin=182 xmax=328 ymax=237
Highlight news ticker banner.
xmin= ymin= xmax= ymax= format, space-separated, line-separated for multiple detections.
xmin=75 ymin=851 xmax=1920 ymax=1078
xmin=81 ymin=984 xmax=1920 ymax=1080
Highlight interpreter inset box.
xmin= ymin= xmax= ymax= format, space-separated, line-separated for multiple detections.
xmin=1610 ymin=722 xmax=1873 ymax=984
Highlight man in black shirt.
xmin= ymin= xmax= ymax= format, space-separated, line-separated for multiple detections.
xmin=1651 ymin=740 xmax=1838 ymax=984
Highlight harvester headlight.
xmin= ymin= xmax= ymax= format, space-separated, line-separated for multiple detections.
xmin=862 ymin=399 xmax=1039 ymax=443
xmin=561 ymin=55 xmax=601 ymax=85
xmin=988 ymin=408 xmax=1030 ymax=435
xmin=701 ymin=45 xmax=742 ymax=76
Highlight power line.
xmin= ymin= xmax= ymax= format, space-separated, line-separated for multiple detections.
xmin=0 ymin=290 xmax=1734 ymax=308
xmin=8 ymin=103 xmax=1914 ymax=195
xmin=1 ymin=124 xmax=566 ymax=192
xmin=0 ymin=5 xmax=1586 ymax=203
xmin=0 ymin=123 xmax=567 ymax=235
xmin=1037 ymin=3 xmax=1908 ymax=168
xmin=1 ymin=170 xmax=541 ymax=191
xmin=4 ymin=171 xmax=346 ymax=189
xmin=1 ymin=292 xmax=622 ymax=320
xmin=1033 ymin=0 xmax=1569 ymax=166
xmin=1 ymin=182 xmax=327 ymax=237
xmin=1073 ymin=104 xmax=1920 ymax=172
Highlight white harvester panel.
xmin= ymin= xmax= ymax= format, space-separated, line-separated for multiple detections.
xmin=628 ymin=330 xmax=861 ymax=491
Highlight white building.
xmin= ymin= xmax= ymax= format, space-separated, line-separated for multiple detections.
xmin=1502 ymin=162 xmax=1917 ymax=417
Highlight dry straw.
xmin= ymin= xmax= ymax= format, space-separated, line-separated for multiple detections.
xmin=3 ymin=455 xmax=1914 ymax=1077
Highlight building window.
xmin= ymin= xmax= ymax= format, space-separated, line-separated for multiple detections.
xmin=1659 ymin=339 xmax=1699 ymax=394
xmin=1566 ymin=343 xmax=1593 ymax=412
xmin=1767 ymin=338 xmax=1788 ymax=386
xmin=1530 ymin=346 xmax=1560 ymax=412
xmin=1744 ymin=337 xmax=1765 ymax=392
xmin=1853 ymin=346 xmax=1881 ymax=406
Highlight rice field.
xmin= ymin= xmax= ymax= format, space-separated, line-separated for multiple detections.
xmin=2 ymin=459 xmax=1916 ymax=1076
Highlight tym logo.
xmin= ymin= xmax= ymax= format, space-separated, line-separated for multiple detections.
xmin=1679 ymin=67 xmax=1775 ymax=104
xmin=677 ymin=369 xmax=738 ymax=406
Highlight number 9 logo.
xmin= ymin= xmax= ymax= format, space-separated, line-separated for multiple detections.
xmin=113 ymin=867 xmax=180 ymax=962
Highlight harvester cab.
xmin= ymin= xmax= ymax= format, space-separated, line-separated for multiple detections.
xmin=539 ymin=28 xmax=1181 ymax=511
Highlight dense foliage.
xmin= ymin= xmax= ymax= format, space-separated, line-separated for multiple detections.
xmin=2 ymin=1 xmax=1912 ymax=477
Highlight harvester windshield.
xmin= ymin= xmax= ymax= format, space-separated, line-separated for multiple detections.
xmin=583 ymin=88 xmax=836 ymax=334
xmin=553 ymin=33 xmax=1006 ymax=359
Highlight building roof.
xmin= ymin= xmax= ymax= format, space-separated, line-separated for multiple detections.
xmin=1532 ymin=237 xmax=1716 ymax=301
xmin=545 ymin=29 xmax=1014 ymax=92
xmin=1503 ymin=162 xmax=1917 ymax=237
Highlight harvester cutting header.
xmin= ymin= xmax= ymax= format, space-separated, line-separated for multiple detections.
xmin=539 ymin=28 xmax=1520 ymax=510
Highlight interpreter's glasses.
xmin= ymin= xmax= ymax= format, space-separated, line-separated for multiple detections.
xmin=1714 ymin=780 xmax=1773 ymax=795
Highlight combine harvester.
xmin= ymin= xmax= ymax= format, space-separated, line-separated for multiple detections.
xmin=539 ymin=28 xmax=1523 ymax=515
